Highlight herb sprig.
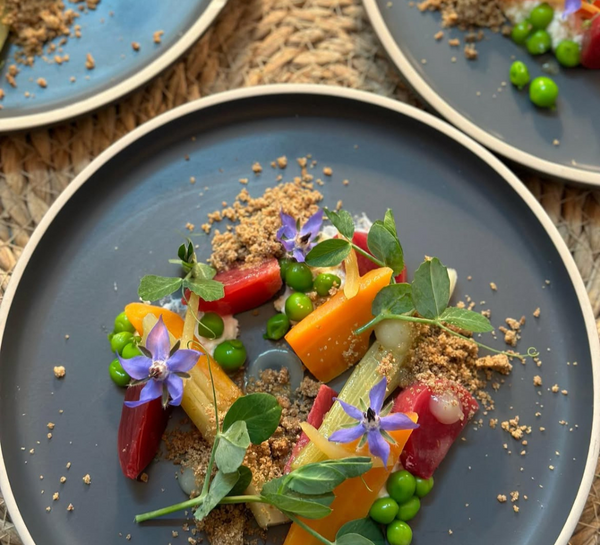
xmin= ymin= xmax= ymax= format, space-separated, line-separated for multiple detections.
xmin=138 ymin=241 xmax=224 ymax=303
xmin=308 ymin=208 xmax=536 ymax=360
xmin=134 ymin=358 xmax=381 ymax=545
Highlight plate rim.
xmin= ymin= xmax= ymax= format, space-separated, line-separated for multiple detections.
xmin=0 ymin=0 xmax=227 ymax=132
xmin=0 ymin=84 xmax=598 ymax=545
xmin=362 ymin=0 xmax=600 ymax=187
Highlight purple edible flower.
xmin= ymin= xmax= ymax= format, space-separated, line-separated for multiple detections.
xmin=276 ymin=209 xmax=324 ymax=262
xmin=329 ymin=378 xmax=419 ymax=467
xmin=564 ymin=0 xmax=582 ymax=17
xmin=119 ymin=317 xmax=200 ymax=409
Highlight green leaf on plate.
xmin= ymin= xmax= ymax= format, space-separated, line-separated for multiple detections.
xmin=372 ymin=283 xmax=414 ymax=317
xmin=336 ymin=518 xmax=384 ymax=545
xmin=227 ymin=465 xmax=253 ymax=496
xmin=305 ymin=239 xmax=352 ymax=268
xmin=222 ymin=393 xmax=282 ymax=444
xmin=325 ymin=208 xmax=355 ymax=240
xmin=382 ymin=209 xmax=397 ymax=238
xmin=194 ymin=470 xmax=240 ymax=521
xmin=367 ymin=221 xmax=404 ymax=275
xmin=138 ymin=275 xmax=182 ymax=302
xmin=183 ymin=278 xmax=224 ymax=302
xmin=411 ymin=257 xmax=450 ymax=319
xmin=262 ymin=492 xmax=334 ymax=519
xmin=215 ymin=420 xmax=251 ymax=474
xmin=439 ymin=307 xmax=493 ymax=333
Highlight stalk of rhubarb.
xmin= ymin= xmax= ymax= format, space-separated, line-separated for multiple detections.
xmin=118 ymin=384 xmax=171 ymax=479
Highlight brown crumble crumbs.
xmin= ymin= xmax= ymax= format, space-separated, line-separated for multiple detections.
xmin=551 ymin=384 xmax=559 ymax=393
xmin=85 ymin=53 xmax=95 ymax=69
xmin=501 ymin=416 xmax=531 ymax=440
xmin=533 ymin=375 xmax=542 ymax=386
xmin=513 ymin=505 xmax=520 ymax=513
xmin=60 ymin=476 xmax=66 ymax=483
xmin=490 ymin=282 xmax=497 ymax=291
xmin=37 ymin=77 xmax=47 ymax=88
xmin=497 ymin=494 xmax=507 ymax=503
xmin=323 ymin=167 xmax=333 ymax=176
xmin=277 ymin=156 xmax=288 ymax=168
xmin=510 ymin=491 xmax=519 ymax=502
xmin=66 ymin=503 xmax=74 ymax=511
xmin=47 ymin=422 xmax=55 ymax=429
xmin=53 ymin=365 xmax=66 ymax=378
xmin=449 ymin=38 xmax=460 ymax=46
xmin=132 ymin=42 xmax=140 ymax=51
xmin=533 ymin=307 xmax=541 ymax=318
xmin=153 ymin=30 xmax=164 ymax=43
xmin=252 ymin=162 xmax=262 ymax=174
xmin=52 ymin=492 xmax=59 ymax=501
xmin=82 ymin=474 xmax=91 ymax=485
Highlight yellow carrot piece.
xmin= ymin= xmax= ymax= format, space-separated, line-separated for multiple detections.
xmin=285 ymin=267 xmax=393 ymax=382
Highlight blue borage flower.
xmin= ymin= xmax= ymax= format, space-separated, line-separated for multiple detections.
xmin=564 ymin=0 xmax=581 ymax=16
xmin=329 ymin=378 xmax=419 ymax=467
xmin=276 ymin=209 xmax=324 ymax=263
xmin=119 ymin=317 xmax=200 ymax=408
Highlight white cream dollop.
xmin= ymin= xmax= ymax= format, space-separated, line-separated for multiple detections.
xmin=194 ymin=314 xmax=239 ymax=356
xmin=429 ymin=391 xmax=463 ymax=425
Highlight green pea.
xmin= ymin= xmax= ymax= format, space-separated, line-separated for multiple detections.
xmin=114 ymin=311 xmax=135 ymax=334
xmin=386 ymin=470 xmax=416 ymax=505
xmin=314 ymin=273 xmax=342 ymax=297
xmin=213 ymin=340 xmax=247 ymax=372
xmin=415 ymin=476 xmax=434 ymax=498
xmin=555 ymin=40 xmax=581 ymax=67
xmin=369 ymin=497 xmax=399 ymax=524
xmin=285 ymin=262 xmax=314 ymax=292
xmin=121 ymin=342 xmax=142 ymax=359
xmin=279 ymin=258 xmax=293 ymax=281
xmin=511 ymin=20 xmax=533 ymax=45
xmin=529 ymin=3 xmax=554 ymax=30
xmin=197 ymin=312 xmax=225 ymax=339
xmin=107 ymin=332 xmax=114 ymax=342
xmin=264 ymin=314 xmax=291 ymax=340
xmin=110 ymin=331 xmax=134 ymax=355
xmin=109 ymin=358 xmax=131 ymax=387
xmin=397 ymin=496 xmax=421 ymax=522
xmin=386 ymin=520 xmax=413 ymax=545
xmin=509 ymin=61 xmax=530 ymax=90
xmin=526 ymin=29 xmax=552 ymax=55
xmin=529 ymin=76 xmax=559 ymax=108
xmin=285 ymin=292 xmax=314 ymax=322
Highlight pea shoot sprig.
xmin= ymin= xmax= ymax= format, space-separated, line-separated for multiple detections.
xmin=306 ymin=208 xmax=536 ymax=361
xmin=134 ymin=358 xmax=383 ymax=545
xmin=137 ymin=241 xmax=224 ymax=303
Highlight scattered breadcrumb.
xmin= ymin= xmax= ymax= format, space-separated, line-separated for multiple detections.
xmin=490 ymin=282 xmax=497 ymax=291
xmin=131 ymin=42 xmax=140 ymax=51
xmin=67 ymin=503 xmax=74 ymax=511
xmin=52 ymin=492 xmax=59 ymax=501
xmin=239 ymin=178 xmax=248 ymax=185
xmin=464 ymin=44 xmax=478 ymax=59
xmin=435 ymin=30 xmax=444 ymax=39
xmin=501 ymin=416 xmax=531 ymax=440
xmin=276 ymin=156 xmax=287 ymax=169
xmin=323 ymin=167 xmax=333 ymax=176
xmin=513 ymin=505 xmax=520 ymax=513
xmin=497 ymin=494 xmax=507 ymax=503
xmin=533 ymin=375 xmax=542 ymax=386
xmin=60 ymin=476 xmax=66 ymax=483
xmin=85 ymin=53 xmax=95 ymax=70
xmin=37 ymin=77 xmax=47 ymax=88
xmin=153 ymin=30 xmax=164 ymax=43
xmin=53 ymin=366 xmax=66 ymax=378
xmin=252 ymin=162 xmax=262 ymax=174
xmin=82 ymin=474 xmax=91 ymax=485
xmin=533 ymin=307 xmax=541 ymax=318
xmin=551 ymin=384 xmax=559 ymax=393
xmin=553 ymin=139 xmax=560 ymax=146
xmin=140 ymin=472 xmax=149 ymax=483
xmin=449 ymin=38 xmax=460 ymax=46
xmin=510 ymin=491 xmax=519 ymax=502
xmin=47 ymin=422 xmax=55 ymax=430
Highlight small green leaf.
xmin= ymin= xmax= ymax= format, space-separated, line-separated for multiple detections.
xmin=222 ymin=393 xmax=282 ymax=444
xmin=318 ymin=457 xmax=373 ymax=479
xmin=439 ymin=307 xmax=493 ymax=333
xmin=284 ymin=465 xmax=347 ymax=495
xmin=372 ymin=284 xmax=414 ymax=316
xmin=260 ymin=476 xmax=286 ymax=496
xmin=138 ymin=275 xmax=182 ymax=301
xmin=183 ymin=278 xmax=224 ymax=302
xmin=383 ymin=209 xmax=397 ymax=238
xmin=325 ymin=208 xmax=355 ymax=240
xmin=262 ymin=492 xmax=334 ymax=519
xmin=336 ymin=534 xmax=376 ymax=545
xmin=192 ymin=262 xmax=217 ymax=280
xmin=194 ymin=470 xmax=239 ymax=521
xmin=305 ymin=239 xmax=351 ymax=267
xmin=411 ymin=257 xmax=450 ymax=319
xmin=227 ymin=466 xmax=252 ymax=496
xmin=215 ymin=421 xmax=250 ymax=474
xmin=367 ymin=221 xmax=404 ymax=275
xmin=336 ymin=518 xmax=384 ymax=545
xmin=177 ymin=243 xmax=187 ymax=261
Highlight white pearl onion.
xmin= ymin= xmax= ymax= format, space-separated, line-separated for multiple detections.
xmin=429 ymin=391 xmax=463 ymax=425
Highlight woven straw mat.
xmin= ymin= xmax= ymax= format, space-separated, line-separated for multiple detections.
xmin=1 ymin=0 xmax=599 ymax=543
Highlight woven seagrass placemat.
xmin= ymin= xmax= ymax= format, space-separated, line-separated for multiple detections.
xmin=1 ymin=0 xmax=599 ymax=543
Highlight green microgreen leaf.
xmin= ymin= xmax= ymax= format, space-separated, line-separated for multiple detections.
xmin=222 ymin=393 xmax=282 ymax=445
xmin=215 ymin=420 xmax=251 ymax=474
xmin=439 ymin=307 xmax=494 ymax=333
xmin=305 ymin=238 xmax=351 ymax=267
xmin=192 ymin=262 xmax=217 ymax=280
xmin=336 ymin=518 xmax=384 ymax=545
xmin=138 ymin=275 xmax=182 ymax=302
xmin=227 ymin=466 xmax=252 ymax=496
xmin=367 ymin=221 xmax=404 ymax=275
xmin=411 ymin=257 xmax=450 ymax=319
xmin=372 ymin=283 xmax=414 ymax=316
xmin=325 ymin=208 xmax=355 ymax=240
xmin=261 ymin=492 xmax=334 ymax=519
xmin=284 ymin=465 xmax=347 ymax=495
xmin=183 ymin=278 xmax=225 ymax=302
xmin=194 ymin=470 xmax=240 ymax=521
xmin=382 ymin=209 xmax=397 ymax=238
xmin=318 ymin=457 xmax=373 ymax=479
xmin=336 ymin=534 xmax=375 ymax=545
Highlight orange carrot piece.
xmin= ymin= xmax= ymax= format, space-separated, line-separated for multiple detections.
xmin=124 ymin=303 xmax=184 ymax=339
xmin=285 ymin=267 xmax=392 ymax=382
xmin=283 ymin=422 xmax=417 ymax=545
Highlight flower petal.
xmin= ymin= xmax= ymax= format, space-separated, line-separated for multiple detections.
xmin=368 ymin=429 xmax=390 ymax=467
xmin=563 ymin=0 xmax=581 ymax=16
xmin=292 ymin=248 xmax=306 ymax=263
xmin=124 ymin=380 xmax=162 ymax=408
xmin=277 ymin=211 xmax=298 ymax=240
xmin=146 ymin=316 xmax=171 ymax=362
xmin=300 ymin=209 xmax=324 ymax=239
xmin=281 ymin=238 xmax=296 ymax=252
xmin=334 ymin=398 xmax=363 ymax=421
xmin=380 ymin=412 xmax=420 ymax=431
xmin=118 ymin=354 xmax=151 ymax=380
xmin=369 ymin=378 xmax=387 ymax=414
xmin=165 ymin=374 xmax=185 ymax=406
xmin=329 ymin=424 xmax=366 ymax=444
xmin=167 ymin=349 xmax=201 ymax=373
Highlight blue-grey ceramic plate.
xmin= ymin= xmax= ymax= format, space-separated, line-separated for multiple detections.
xmin=0 ymin=0 xmax=225 ymax=132
xmin=0 ymin=86 xmax=598 ymax=545
xmin=364 ymin=0 xmax=600 ymax=186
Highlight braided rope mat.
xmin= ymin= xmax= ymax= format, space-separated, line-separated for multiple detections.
xmin=1 ymin=0 xmax=599 ymax=543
